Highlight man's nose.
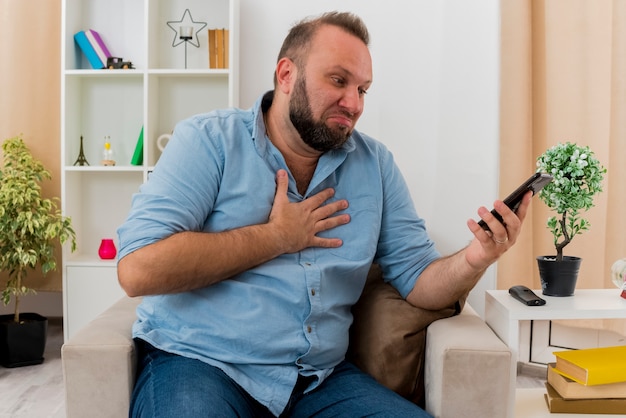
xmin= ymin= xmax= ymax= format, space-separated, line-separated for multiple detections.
xmin=338 ymin=87 xmax=363 ymax=115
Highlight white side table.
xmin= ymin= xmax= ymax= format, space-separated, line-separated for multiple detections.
xmin=485 ymin=289 xmax=626 ymax=361
xmin=486 ymin=289 xmax=626 ymax=418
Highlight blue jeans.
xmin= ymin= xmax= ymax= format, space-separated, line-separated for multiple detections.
xmin=130 ymin=340 xmax=432 ymax=417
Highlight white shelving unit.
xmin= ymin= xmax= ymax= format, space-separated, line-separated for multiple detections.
xmin=61 ymin=0 xmax=239 ymax=340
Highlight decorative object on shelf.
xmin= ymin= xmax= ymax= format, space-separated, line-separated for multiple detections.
xmin=106 ymin=57 xmax=134 ymax=70
xmin=0 ymin=135 xmax=76 ymax=367
xmin=73 ymin=135 xmax=90 ymax=166
xmin=535 ymin=142 xmax=606 ymax=296
xmin=167 ymin=9 xmax=207 ymax=69
xmin=131 ymin=126 xmax=144 ymax=166
xmin=98 ymin=239 xmax=117 ymax=260
xmin=611 ymin=258 xmax=626 ymax=299
xmin=101 ymin=136 xmax=115 ymax=166
xmin=157 ymin=133 xmax=171 ymax=152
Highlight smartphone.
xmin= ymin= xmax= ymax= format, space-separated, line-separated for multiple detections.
xmin=478 ymin=172 xmax=553 ymax=231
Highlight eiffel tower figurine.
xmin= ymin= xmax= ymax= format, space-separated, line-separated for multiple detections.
xmin=73 ymin=135 xmax=90 ymax=166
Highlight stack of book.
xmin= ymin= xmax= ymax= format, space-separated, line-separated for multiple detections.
xmin=74 ymin=29 xmax=112 ymax=69
xmin=208 ymin=28 xmax=229 ymax=69
xmin=545 ymin=345 xmax=626 ymax=414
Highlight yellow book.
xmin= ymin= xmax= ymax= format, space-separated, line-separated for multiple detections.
xmin=216 ymin=29 xmax=224 ymax=69
xmin=208 ymin=29 xmax=217 ymax=68
xmin=553 ymin=345 xmax=626 ymax=386
xmin=223 ymin=29 xmax=229 ymax=69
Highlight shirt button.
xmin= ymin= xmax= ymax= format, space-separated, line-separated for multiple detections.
xmin=311 ymin=289 xmax=316 ymax=296
xmin=307 ymin=326 xmax=312 ymax=333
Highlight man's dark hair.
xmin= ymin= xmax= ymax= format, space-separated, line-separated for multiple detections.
xmin=273 ymin=12 xmax=370 ymax=86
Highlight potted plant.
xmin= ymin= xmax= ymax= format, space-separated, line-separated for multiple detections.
xmin=0 ymin=135 xmax=76 ymax=367
xmin=535 ymin=142 xmax=606 ymax=296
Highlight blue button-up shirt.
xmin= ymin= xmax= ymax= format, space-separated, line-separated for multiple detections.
xmin=117 ymin=92 xmax=440 ymax=415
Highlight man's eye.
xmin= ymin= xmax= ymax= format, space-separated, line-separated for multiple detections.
xmin=358 ymin=88 xmax=368 ymax=96
xmin=332 ymin=77 xmax=346 ymax=86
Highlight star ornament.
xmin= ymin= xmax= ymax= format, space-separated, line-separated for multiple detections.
xmin=167 ymin=9 xmax=207 ymax=48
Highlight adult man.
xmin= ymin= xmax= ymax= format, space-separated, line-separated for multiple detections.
xmin=118 ymin=11 xmax=529 ymax=417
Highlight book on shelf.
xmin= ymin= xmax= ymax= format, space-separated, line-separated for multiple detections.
xmin=208 ymin=28 xmax=229 ymax=69
xmin=544 ymin=383 xmax=626 ymax=414
xmin=84 ymin=29 xmax=112 ymax=67
xmin=547 ymin=363 xmax=626 ymax=400
xmin=74 ymin=31 xmax=104 ymax=69
xmin=224 ymin=29 xmax=229 ymax=69
xmin=130 ymin=126 xmax=143 ymax=166
xmin=216 ymin=29 xmax=224 ymax=69
xmin=553 ymin=345 xmax=626 ymax=386
xmin=208 ymin=29 xmax=216 ymax=68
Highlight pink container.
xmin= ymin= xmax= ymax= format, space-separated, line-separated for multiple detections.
xmin=98 ymin=239 xmax=117 ymax=260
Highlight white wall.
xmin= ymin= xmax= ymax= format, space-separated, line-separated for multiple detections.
xmin=238 ymin=0 xmax=501 ymax=315
xmin=19 ymin=1 xmax=501 ymax=319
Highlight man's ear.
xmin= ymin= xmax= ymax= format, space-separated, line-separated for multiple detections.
xmin=275 ymin=57 xmax=297 ymax=94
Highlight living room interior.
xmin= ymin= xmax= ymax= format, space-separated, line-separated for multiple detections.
xmin=1 ymin=0 xmax=625 ymax=417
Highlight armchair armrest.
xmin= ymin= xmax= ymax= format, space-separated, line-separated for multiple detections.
xmin=61 ymin=294 xmax=514 ymax=418
xmin=425 ymin=305 xmax=514 ymax=418
xmin=62 ymin=296 xmax=141 ymax=418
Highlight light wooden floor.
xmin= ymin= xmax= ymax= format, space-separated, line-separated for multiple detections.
xmin=517 ymin=362 xmax=548 ymax=389
xmin=0 ymin=319 xmax=545 ymax=417
xmin=0 ymin=317 xmax=65 ymax=418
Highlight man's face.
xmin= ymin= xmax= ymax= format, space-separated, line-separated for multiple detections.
xmin=288 ymin=25 xmax=372 ymax=153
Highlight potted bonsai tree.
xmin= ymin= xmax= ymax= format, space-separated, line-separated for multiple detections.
xmin=0 ymin=135 xmax=76 ymax=367
xmin=535 ymin=142 xmax=606 ymax=296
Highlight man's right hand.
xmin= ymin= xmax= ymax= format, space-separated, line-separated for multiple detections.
xmin=118 ymin=169 xmax=351 ymax=296
xmin=268 ymin=169 xmax=350 ymax=254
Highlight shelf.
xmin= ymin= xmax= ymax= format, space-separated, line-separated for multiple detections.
xmin=65 ymin=69 xmax=230 ymax=77
xmin=64 ymin=165 xmax=145 ymax=172
xmin=61 ymin=0 xmax=239 ymax=341
xmin=64 ymin=69 xmax=143 ymax=77
xmin=65 ymin=254 xmax=118 ymax=268
xmin=147 ymin=69 xmax=230 ymax=76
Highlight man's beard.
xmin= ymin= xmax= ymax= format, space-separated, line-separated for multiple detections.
xmin=289 ymin=76 xmax=352 ymax=153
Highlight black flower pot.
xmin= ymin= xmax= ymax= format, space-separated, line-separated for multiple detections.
xmin=0 ymin=313 xmax=48 ymax=368
xmin=537 ymin=256 xmax=582 ymax=297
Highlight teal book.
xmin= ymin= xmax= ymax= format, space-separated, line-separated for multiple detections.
xmin=131 ymin=126 xmax=144 ymax=165
xmin=74 ymin=31 xmax=104 ymax=69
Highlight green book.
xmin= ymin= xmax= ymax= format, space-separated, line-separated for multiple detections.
xmin=131 ymin=126 xmax=144 ymax=165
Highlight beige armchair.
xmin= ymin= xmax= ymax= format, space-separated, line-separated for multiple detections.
xmin=62 ymin=271 xmax=514 ymax=418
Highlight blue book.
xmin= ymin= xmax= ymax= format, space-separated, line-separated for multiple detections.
xmin=74 ymin=31 xmax=104 ymax=69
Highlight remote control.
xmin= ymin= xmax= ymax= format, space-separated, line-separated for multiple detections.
xmin=508 ymin=285 xmax=546 ymax=306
